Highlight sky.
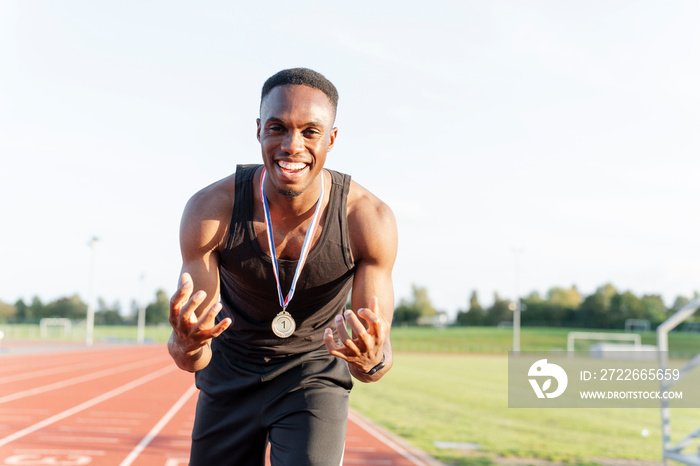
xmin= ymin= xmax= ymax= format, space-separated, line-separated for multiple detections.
xmin=1 ymin=1 xmax=699 ymax=320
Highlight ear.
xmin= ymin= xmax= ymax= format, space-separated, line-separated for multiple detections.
xmin=327 ymin=127 xmax=338 ymax=152
xmin=256 ymin=118 xmax=261 ymax=143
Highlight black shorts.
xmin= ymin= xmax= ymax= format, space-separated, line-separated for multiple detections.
xmin=190 ymin=345 xmax=353 ymax=466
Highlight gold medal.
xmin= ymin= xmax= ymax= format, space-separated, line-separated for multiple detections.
xmin=271 ymin=311 xmax=296 ymax=338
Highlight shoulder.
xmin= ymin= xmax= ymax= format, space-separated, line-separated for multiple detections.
xmin=184 ymin=173 xmax=237 ymax=218
xmin=346 ymin=180 xmax=395 ymax=229
xmin=346 ymin=180 xmax=398 ymax=264
xmin=180 ymin=173 xmax=237 ymax=255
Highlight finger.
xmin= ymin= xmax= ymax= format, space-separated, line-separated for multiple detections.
xmin=169 ymin=274 xmax=193 ymax=318
xmin=341 ymin=337 xmax=362 ymax=356
xmin=323 ymin=328 xmax=345 ymax=358
xmin=369 ymin=296 xmax=379 ymax=313
xmin=344 ymin=310 xmax=368 ymax=335
xmin=358 ymin=307 xmax=379 ymax=326
xmin=360 ymin=297 xmax=385 ymax=336
xmin=344 ymin=310 xmax=372 ymax=351
xmin=363 ymin=296 xmax=381 ymax=323
xmin=198 ymin=301 xmax=223 ymax=328
xmin=358 ymin=309 xmax=381 ymax=339
xmin=208 ymin=317 xmax=232 ymax=338
xmin=180 ymin=290 xmax=207 ymax=326
xmin=336 ymin=315 xmax=362 ymax=356
xmin=335 ymin=314 xmax=352 ymax=343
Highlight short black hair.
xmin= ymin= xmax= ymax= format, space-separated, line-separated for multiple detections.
xmin=261 ymin=68 xmax=339 ymax=115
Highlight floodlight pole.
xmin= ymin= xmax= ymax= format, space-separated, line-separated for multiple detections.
xmin=511 ymin=247 xmax=523 ymax=354
xmin=137 ymin=274 xmax=146 ymax=344
xmin=85 ymin=236 xmax=99 ymax=347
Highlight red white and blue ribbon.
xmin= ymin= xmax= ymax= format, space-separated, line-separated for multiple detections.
xmin=260 ymin=167 xmax=325 ymax=311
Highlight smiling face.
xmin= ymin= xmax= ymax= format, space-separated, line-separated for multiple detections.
xmin=257 ymin=84 xmax=337 ymax=199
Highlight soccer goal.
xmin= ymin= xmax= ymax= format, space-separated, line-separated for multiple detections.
xmin=625 ymin=318 xmax=651 ymax=332
xmin=39 ymin=318 xmax=72 ymax=339
xmin=566 ymin=331 xmax=641 ymax=353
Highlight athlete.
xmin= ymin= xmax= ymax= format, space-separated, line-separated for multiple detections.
xmin=167 ymin=68 xmax=398 ymax=465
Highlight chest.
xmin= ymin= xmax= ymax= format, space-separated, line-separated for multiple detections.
xmin=252 ymin=216 xmax=326 ymax=261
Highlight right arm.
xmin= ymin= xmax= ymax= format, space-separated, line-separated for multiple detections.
xmin=168 ymin=180 xmax=233 ymax=372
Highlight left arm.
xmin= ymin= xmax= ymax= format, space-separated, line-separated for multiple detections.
xmin=324 ymin=184 xmax=398 ymax=382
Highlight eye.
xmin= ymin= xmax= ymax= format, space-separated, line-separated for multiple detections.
xmin=303 ymin=128 xmax=321 ymax=137
xmin=267 ymin=124 xmax=286 ymax=134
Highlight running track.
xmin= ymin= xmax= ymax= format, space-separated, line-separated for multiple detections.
xmin=0 ymin=343 xmax=438 ymax=465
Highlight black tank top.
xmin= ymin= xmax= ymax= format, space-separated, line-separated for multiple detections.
xmin=216 ymin=164 xmax=356 ymax=363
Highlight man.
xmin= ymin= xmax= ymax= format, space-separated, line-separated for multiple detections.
xmin=168 ymin=68 xmax=398 ymax=465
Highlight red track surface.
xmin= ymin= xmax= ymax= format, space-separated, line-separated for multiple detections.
xmin=0 ymin=343 xmax=436 ymax=465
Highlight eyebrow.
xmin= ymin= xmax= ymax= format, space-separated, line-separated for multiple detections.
xmin=265 ymin=116 xmax=325 ymax=128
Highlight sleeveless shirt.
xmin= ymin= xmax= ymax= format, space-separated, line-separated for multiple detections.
xmin=216 ymin=164 xmax=356 ymax=364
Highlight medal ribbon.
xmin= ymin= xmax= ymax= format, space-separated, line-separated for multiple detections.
xmin=260 ymin=167 xmax=325 ymax=311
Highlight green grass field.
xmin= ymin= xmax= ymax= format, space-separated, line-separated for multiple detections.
xmin=350 ymin=352 xmax=700 ymax=465
xmin=389 ymin=326 xmax=700 ymax=354
xmin=3 ymin=324 xmax=700 ymax=464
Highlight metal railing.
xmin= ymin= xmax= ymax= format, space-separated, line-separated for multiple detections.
xmin=657 ymin=296 xmax=700 ymax=465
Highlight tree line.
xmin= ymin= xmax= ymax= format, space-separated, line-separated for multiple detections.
xmin=0 ymin=290 xmax=171 ymax=325
xmin=394 ymin=283 xmax=699 ymax=329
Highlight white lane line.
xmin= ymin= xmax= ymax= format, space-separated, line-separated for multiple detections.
xmin=0 ymin=356 xmax=166 ymax=405
xmin=0 ymin=365 xmax=174 ymax=448
xmin=119 ymin=383 xmax=198 ymax=466
xmin=348 ymin=411 xmax=433 ymax=466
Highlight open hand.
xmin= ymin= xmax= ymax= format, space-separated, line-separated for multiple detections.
xmin=169 ymin=272 xmax=230 ymax=354
xmin=323 ymin=296 xmax=387 ymax=374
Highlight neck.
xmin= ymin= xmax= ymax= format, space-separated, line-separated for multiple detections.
xmin=262 ymin=170 xmax=325 ymax=222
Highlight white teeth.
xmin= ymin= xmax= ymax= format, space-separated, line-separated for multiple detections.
xmin=278 ymin=161 xmax=306 ymax=170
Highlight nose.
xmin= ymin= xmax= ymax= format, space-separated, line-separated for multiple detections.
xmin=280 ymin=130 xmax=304 ymax=154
